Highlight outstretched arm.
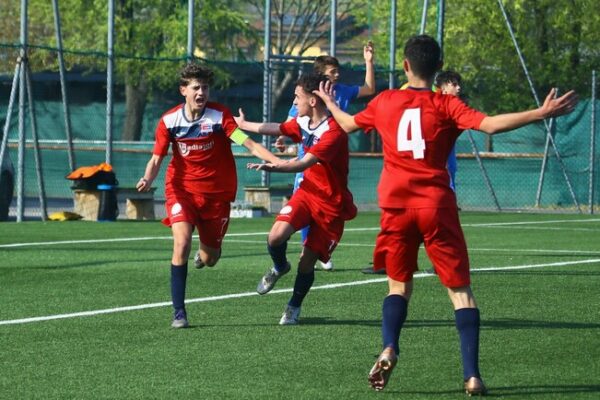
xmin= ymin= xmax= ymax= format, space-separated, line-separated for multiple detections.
xmin=478 ymin=89 xmax=578 ymax=134
xmin=247 ymin=153 xmax=318 ymax=173
xmin=314 ymin=80 xmax=360 ymax=133
xmin=357 ymin=41 xmax=376 ymax=98
xmin=234 ymin=108 xmax=282 ymax=136
xmin=242 ymin=138 xmax=282 ymax=164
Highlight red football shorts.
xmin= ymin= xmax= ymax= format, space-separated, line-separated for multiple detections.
xmin=373 ymin=207 xmax=470 ymax=288
xmin=162 ymin=194 xmax=230 ymax=249
xmin=275 ymin=191 xmax=345 ymax=262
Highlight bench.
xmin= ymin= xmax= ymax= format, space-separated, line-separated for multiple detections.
xmin=72 ymin=187 xmax=156 ymax=221
xmin=243 ymin=185 xmax=294 ymax=214
xmin=117 ymin=187 xmax=156 ymax=220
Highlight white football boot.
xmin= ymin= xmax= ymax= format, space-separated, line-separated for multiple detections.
xmin=279 ymin=305 xmax=301 ymax=325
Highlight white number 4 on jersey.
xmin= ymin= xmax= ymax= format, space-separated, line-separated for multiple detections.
xmin=397 ymin=108 xmax=426 ymax=159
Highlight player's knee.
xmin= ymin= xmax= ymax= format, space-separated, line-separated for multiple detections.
xmin=173 ymin=240 xmax=192 ymax=259
xmin=268 ymin=222 xmax=293 ymax=246
xmin=267 ymin=231 xmax=288 ymax=246
xmin=447 ymin=286 xmax=477 ymax=309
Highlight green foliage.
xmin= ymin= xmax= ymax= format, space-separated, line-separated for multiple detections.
xmin=1 ymin=0 xmax=598 ymax=138
xmin=0 ymin=0 xmax=255 ymax=88
xmin=353 ymin=0 xmax=600 ymax=114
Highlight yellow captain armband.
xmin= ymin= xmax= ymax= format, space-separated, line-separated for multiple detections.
xmin=230 ymin=128 xmax=249 ymax=145
xmin=400 ymin=82 xmax=437 ymax=91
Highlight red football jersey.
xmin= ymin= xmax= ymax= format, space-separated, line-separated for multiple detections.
xmin=354 ymin=88 xmax=486 ymax=208
xmin=153 ymin=102 xmax=239 ymax=201
xmin=280 ymin=116 xmax=356 ymax=220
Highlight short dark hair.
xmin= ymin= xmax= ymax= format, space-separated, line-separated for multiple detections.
xmin=435 ymin=70 xmax=462 ymax=88
xmin=296 ymin=73 xmax=328 ymax=93
xmin=313 ymin=56 xmax=340 ymax=75
xmin=179 ymin=63 xmax=214 ymax=86
xmin=404 ymin=35 xmax=441 ymax=80
xmin=295 ymin=73 xmax=329 ymax=105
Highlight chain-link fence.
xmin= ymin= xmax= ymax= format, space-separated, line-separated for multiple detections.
xmin=0 ymin=1 xmax=598 ymax=221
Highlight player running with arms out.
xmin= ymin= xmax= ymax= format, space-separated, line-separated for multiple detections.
xmin=278 ymin=42 xmax=375 ymax=272
xmin=137 ymin=63 xmax=282 ymax=329
xmin=237 ymin=73 xmax=357 ymax=325
xmin=315 ymin=35 xmax=577 ymax=394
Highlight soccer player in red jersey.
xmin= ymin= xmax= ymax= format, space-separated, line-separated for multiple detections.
xmin=137 ymin=63 xmax=282 ymax=329
xmin=315 ymin=35 xmax=578 ymax=394
xmin=238 ymin=73 xmax=357 ymax=325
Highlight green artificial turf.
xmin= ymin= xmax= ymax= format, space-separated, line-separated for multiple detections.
xmin=1 ymin=212 xmax=599 ymax=399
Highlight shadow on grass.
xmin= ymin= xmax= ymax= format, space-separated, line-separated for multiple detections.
xmin=394 ymin=383 xmax=600 ymax=397
xmin=483 ymin=318 xmax=600 ymax=330
xmin=476 ymin=384 xmax=600 ymax=398
xmin=216 ymin=317 xmax=600 ymax=330
xmin=11 ymin=251 xmax=269 ymax=270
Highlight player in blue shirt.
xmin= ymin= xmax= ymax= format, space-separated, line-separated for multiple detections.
xmin=434 ymin=70 xmax=464 ymax=191
xmin=279 ymin=42 xmax=375 ymax=271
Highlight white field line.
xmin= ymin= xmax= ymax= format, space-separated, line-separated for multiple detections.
xmin=223 ymin=239 xmax=600 ymax=255
xmin=1 ymin=258 xmax=599 ymax=326
xmin=461 ymin=218 xmax=600 ymax=227
xmin=470 ymin=226 xmax=598 ymax=232
xmin=2 ymin=235 xmax=599 ymax=256
xmin=1 ymin=217 xmax=598 ymax=249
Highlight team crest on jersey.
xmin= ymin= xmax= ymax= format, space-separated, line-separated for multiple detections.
xmin=200 ymin=123 xmax=213 ymax=135
xmin=279 ymin=205 xmax=292 ymax=215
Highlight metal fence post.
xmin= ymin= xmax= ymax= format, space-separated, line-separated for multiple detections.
xmin=330 ymin=0 xmax=337 ymax=57
xmin=105 ymin=0 xmax=114 ymax=166
xmin=52 ymin=0 xmax=75 ymax=172
xmin=261 ymin=0 xmax=272 ymax=187
xmin=590 ymin=70 xmax=596 ymax=214
xmin=389 ymin=0 xmax=396 ymax=89
xmin=187 ymin=0 xmax=194 ymax=62
xmin=16 ymin=0 xmax=28 ymax=222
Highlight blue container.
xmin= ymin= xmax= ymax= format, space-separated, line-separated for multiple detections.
xmin=97 ymin=184 xmax=118 ymax=221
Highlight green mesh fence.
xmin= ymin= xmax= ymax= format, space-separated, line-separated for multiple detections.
xmin=1 ymin=46 xmax=598 ymax=219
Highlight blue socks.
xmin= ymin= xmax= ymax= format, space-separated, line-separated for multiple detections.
xmin=289 ymin=270 xmax=315 ymax=307
xmin=268 ymin=241 xmax=288 ymax=272
xmin=455 ymin=308 xmax=481 ymax=380
xmin=382 ymin=294 xmax=408 ymax=355
xmin=170 ymin=263 xmax=188 ymax=312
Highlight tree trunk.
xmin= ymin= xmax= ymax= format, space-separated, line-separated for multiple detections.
xmin=121 ymin=78 xmax=148 ymax=141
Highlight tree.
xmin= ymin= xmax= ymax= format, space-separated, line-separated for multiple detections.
xmin=0 ymin=0 xmax=256 ymax=141
xmin=247 ymin=0 xmax=360 ymax=111
xmin=352 ymin=0 xmax=599 ymax=114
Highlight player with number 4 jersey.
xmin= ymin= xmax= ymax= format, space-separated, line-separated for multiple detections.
xmin=355 ymin=88 xmax=485 ymax=210
xmin=315 ymin=34 xmax=578 ymax=394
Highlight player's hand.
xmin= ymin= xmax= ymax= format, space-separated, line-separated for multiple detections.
xmin=234 ymin=107 xmax=246 ymax=128
xmin=314 ymin=80 xmax=336 ymax=106
xmin=247 ymin=162 xmax=274 ymax=171
xmin=364 ymin=40 xmax=374 ymax=63
xmin=136 ymin=177 xmax=151 ymax=192
xmin=541 ymin=88 xmax=578 ymax=118
xmin=274 ymin=135 xmax=287 ymax=152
